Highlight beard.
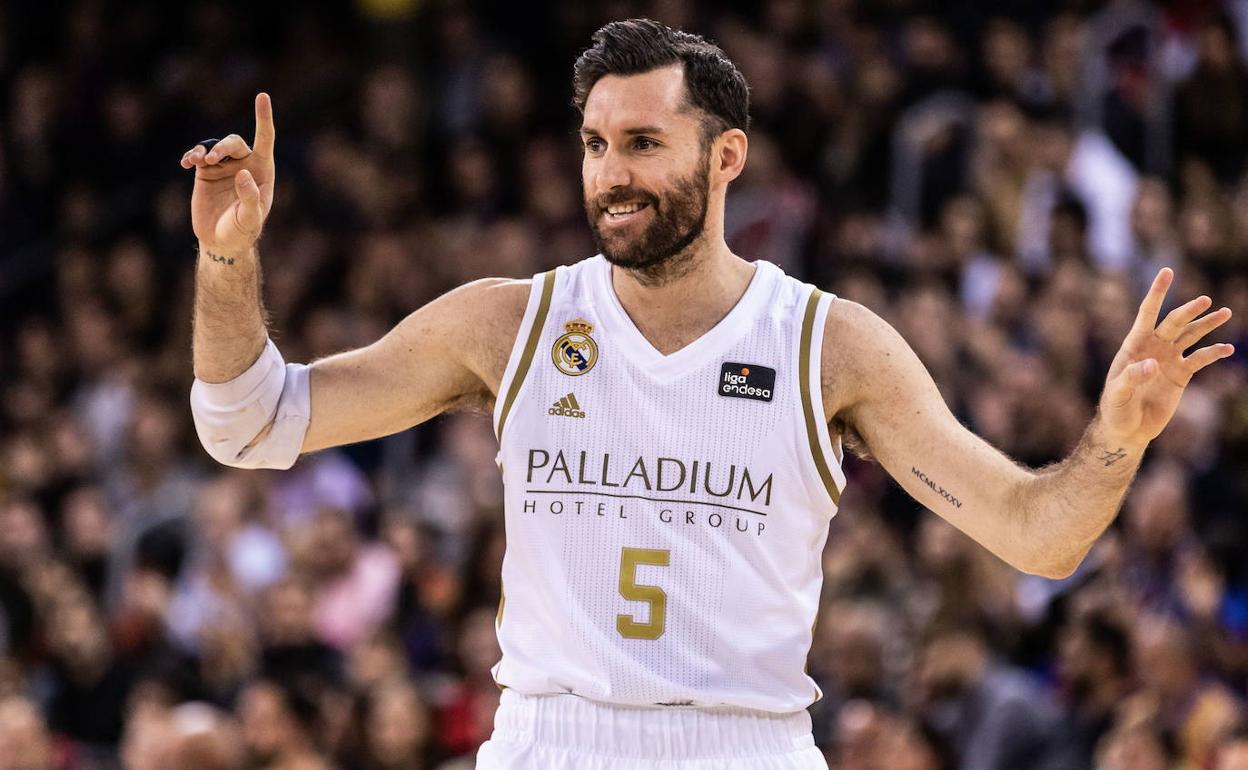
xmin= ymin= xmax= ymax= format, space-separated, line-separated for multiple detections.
xmin=585 ymin=150 xmax=711 ymax=285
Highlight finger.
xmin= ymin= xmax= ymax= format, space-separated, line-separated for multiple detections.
xmin=1105 ymin=358 xmax=1158 ymax=408
xmin=233 ymin=169 xmax=263 ymax=235
xmin=204 ymin=134 xmax=252 ymax=164
xmin=1131 ymin=268 xmax=1174 ymax=334
xmin=1156 ymin=295 xmax=1213 ymax=342
xmin=194 ymin=163 xmax=240 ymax=182
xmin=186 ymin=137 xmax=224 ymax=165
xmin=253 ymin=93 xmax=275 ymax=160
xmin=1175 ymin=307 xmax=1233 ymax=350
xmin=1183 ymin=343 xmax=1235 ymax=374
xmin=183 ymin=144 xmax=209 ymax=167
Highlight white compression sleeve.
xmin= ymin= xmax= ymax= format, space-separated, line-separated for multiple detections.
xmin=189 ymin=338 xmax=311 ymax=470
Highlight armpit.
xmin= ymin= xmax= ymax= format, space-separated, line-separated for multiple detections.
xmin=830 ymin=414 xmax=873 ymax=462
xmin=444 ymin=387 xmax=496 ymax=416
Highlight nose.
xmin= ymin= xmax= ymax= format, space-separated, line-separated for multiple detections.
xmin=594 ymin=146 xmax=631 ymax=193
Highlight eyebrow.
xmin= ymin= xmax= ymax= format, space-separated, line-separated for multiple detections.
xmin=579 ymin=126 xmax=666 ymax=137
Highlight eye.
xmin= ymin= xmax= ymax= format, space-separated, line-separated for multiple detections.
xmin=584 ymin=137 xmax=605 ymax=153
xmin=634 ymin=137 xmax=657 ymax=150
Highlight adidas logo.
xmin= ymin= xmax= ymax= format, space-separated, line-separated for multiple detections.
xmin=548 ymin=393 xmax=587 ymax=419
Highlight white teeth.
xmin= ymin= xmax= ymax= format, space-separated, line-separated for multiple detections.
xmin=606 ymin=203 xmax=644 ymax=215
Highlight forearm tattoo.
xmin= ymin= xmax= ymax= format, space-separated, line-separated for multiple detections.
xmin=205 ymin=251 xmax=235 ymax=266
xmin=912 ymin=466 xmax=963 ymax=508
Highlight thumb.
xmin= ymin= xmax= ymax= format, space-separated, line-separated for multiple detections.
xmin=233 ymin=169 xmax=263 ymax=235
xmin=1105 ymin=358 xmax=1157 ymax=408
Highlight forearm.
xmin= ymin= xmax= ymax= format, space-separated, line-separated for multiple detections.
xmin=832 ymin=268 xmax=1233 ymax=581
xmin=192 ymin=242 xmax=268 ymax=383
xmin=189 ymin=241 xmax=305 ymax=470
xmin=1008 ymin=416 xmax=1145 ymax=578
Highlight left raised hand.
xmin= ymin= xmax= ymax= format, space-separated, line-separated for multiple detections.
xmin=1099 ymin=268 xmax=1234 ymax=450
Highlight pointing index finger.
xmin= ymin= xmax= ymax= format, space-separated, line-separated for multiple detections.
xmin=1132 ymin=267 xmax=1174 ymax=333
xmin=253 ymin=92 xmax=275 ymax=159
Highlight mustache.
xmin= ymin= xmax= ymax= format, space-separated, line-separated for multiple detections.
xmin=594 ymin=188 xmax=659 ymax=211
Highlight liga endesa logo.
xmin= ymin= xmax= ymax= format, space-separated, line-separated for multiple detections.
xmin=718 ymin=362 xmax=776 ymax=402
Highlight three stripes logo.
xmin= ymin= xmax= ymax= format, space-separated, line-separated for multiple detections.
xmin=548 ymin=393 xmax=587 ymax=419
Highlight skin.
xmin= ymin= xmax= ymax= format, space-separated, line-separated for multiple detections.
xmin=1219 ymin=743 xmax=1248 ymax=770
xmin=186 ymin=67 xmax=1233 ymax=580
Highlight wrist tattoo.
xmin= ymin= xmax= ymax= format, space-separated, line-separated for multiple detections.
xmin=1097 ymin=447 xmax=1128 ymax=467
xmin=912 ymin=467 xmax=963 ymax=508
xmin=206 ymin=251 xmax=235 ymax=266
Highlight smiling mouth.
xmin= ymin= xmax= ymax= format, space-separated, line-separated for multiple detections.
xmin=602 ymin=201 xmax=651 ymax=224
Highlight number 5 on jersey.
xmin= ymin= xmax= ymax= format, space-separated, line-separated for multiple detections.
xmin=617 ymin=547 xmax=670 ymax=640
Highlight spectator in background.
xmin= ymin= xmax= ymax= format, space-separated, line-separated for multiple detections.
xmin=239 ymin=679 xmax=336 ymax=770
xmin=44 ymin=596 xmax=134 ymax=751
xmin=1215 ymin=723 xmax=1248 ymax=770
xmin=1125 ymin=614 xmax=1243 ymax=769
xmin=809 ymin=598 xmax=902 ymax=748
xmin=121 ymin=681 xmax=179 ymax=770
xmin=1129 ymin=178 xmax=1183 ymax=295
xmin=59 ymin=486 xmax=114 ymax=603
xmin=1119 ymin=461 xmax=1202 ymax=614
xmin=1095 ymin=721 xmax=1188 ymax=770
xmin=166 ymin=474 xmax=284 ymax=652
xmin=830 ymin=699 xmax=893 ymax=770
xmin=434 ymin=607 xmax=501 ymax=759
xmin=1016 ymin=106 xmax=1139 ymax=274
xmin=258 ymin=577 xmax=344 ymax=687
xmin=1053 ymin=605 xmax=1135 ymax=769
xmin=381 ymin=515 xmax=456 ymax=675
xmin=910 ymin=617 xmax=1063 ymax=770
xmin=1174 ymin=14 xmax=1248 ymax=185
xmin=886 ymin=716 xmax=956 ymax=770
xmin=723 ymin=131 xmax=818 ymax=275
xmin=158 ymin=703 xmax=245 ymax=770
xmin=0 ymin=695 xmax=58 ymax=770
xmin=354 ymin=679 xmax=432 ymax=770
xmin=830 ymin=700 xmax=955 ymax=770
xmin=288 ymin=507 xmax=400 ymax=652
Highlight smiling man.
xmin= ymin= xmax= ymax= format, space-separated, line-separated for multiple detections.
xmin=183 ymin=19 xmax=1234 ymax=770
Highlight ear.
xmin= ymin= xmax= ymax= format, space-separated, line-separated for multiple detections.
xmin=713 ymin=129 xmax=748 ymax=185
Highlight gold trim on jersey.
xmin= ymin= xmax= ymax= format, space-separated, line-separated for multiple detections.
xmin=497 ymin=271 xmax=555 ymax=442
xmin=799 ymin=288 xmax=841 ymax=506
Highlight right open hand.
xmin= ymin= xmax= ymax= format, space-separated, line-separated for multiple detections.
xmin=181 ymin=93 xmax=276 ymax=256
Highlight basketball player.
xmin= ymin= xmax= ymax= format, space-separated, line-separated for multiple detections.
xmin=182 ymin=20 xmax=1234 ymax=770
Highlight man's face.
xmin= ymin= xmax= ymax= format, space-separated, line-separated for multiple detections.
xmin=580 ymin=64 xmax=712 ymax=275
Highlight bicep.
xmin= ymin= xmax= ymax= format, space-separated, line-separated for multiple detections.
xmin=828 ymin=300 xmax=1034 ymax=566
xmin=300 ymin=278 xmax=525 ymax=453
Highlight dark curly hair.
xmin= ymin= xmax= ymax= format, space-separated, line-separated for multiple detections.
xmin=572 ymin=18 xmax=750 ymax=145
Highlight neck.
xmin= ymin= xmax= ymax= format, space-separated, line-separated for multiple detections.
xmin=610 ymin=236 xmax=754 ymax=355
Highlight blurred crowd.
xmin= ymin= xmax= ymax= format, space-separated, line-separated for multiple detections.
xmin=0 ymin=0 xmax=1246 ymax=768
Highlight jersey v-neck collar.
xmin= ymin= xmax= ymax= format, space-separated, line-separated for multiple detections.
xmin=590 ymin=254 xmax=774 ymax=383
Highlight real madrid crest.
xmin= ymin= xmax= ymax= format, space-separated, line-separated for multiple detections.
xmin=552 ymin=318 xmax=598 ymax=376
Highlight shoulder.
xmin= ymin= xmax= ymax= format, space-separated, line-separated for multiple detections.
xmin=447 ymin=276 xmax=533 ymax=337
xmin=819 ymin=296 xmax=913 ymax=423
xmin=398 ymin=277 xmax=531 ymax=338
xmin=389 ymin=277 xmax=534 ymax=396
xmin=448 ymin=275 xmax=533 ymax=307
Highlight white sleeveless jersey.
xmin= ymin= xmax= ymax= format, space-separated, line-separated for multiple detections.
xmin=490 ymin=255 xmax=845 ymax=713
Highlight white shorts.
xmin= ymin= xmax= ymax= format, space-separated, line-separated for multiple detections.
xmin=476 ymin=689 xmax=829 ymax=769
